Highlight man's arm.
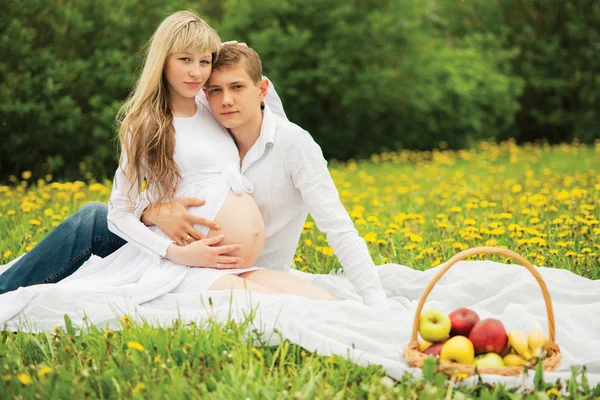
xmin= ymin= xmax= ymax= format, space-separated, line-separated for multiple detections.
xmin=287 ymin=133 xmax=389 ymax=308
xmin=108 ymin=164 xmax=242 ymax=268
xmin=140 ymin=198 xmax=219 ymax=246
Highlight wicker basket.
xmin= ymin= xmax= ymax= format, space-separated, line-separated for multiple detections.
xmin=402 ymin=246 xmax=561 ymax=377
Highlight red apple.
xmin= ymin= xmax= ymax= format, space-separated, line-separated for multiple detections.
xmin=468 ymin=318 xmax=508 ymax=355
xmin=423 ymin=342 xmax=444 ymax=357
xmin=449 ymin=307 xmax=480 ymax=337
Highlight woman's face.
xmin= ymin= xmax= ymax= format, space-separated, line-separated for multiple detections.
xmin=164 ymin=51 xmax=213 ymax=101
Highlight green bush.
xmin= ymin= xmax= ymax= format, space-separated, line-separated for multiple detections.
xmin=438 ymin=0 xmax=600 ymax=143
xmin=0 ymin=0 xmax=597 ymax=180
xmin=0 ymin=0 xmax=216 ymax=180
xmin=217 ymin=0 xmax=523 ymax=157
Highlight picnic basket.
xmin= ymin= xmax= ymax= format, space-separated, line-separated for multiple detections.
xmin=402 ymin=246 xmax=561 ymax=377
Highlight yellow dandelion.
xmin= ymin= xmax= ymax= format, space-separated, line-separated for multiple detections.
xmin=21 ymin=171 xmax=32 ymax=180
xmin=251 ymin=347 xmax=263 ymax=359
xmin=3 ymin=251 xmax=12 ymax=258
xmin=450 ymin=206 xmax=462 ymax=213
xmin=29 ymin=219 xmax=41 ymax=226
xmin=546 ymin=387 xmax=561 ymax=397
xmin=321 ymin=247 xmax=334 ymax=256
xmin=304 ymin=239 xmax=313 ymax=246
xmin=405 ymin=232 xmax=423 ymax=242
xmin=37 ymin=366 xmax=52 ymax=378
xmin=103 ymin=329 xmax=114 ymax=339
xmin=364 ymin=232 xmax=377 ymax=243
xmin=17 ymin=372 xmax=32 ymax=385
xmin=127 ymin=341 xmax=144 ymax=352
xmin=303 ymin=221 xmax=314 ymax=229
xmin=132 ymin=382 xmax=146 ymax=394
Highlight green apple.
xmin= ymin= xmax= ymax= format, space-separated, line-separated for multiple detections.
xmin=473 ymin=352 xmax=506 ymax=368
xmin=440 ymin=335 xmax=475 ymax=365
xmin=419 ymin=310 xmax=451 ymax=343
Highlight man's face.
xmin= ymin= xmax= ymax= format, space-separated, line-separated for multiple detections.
xmin=204 ymin=64 xmax=267 ymax=132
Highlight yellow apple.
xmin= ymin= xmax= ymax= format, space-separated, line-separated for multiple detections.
xmin=419 ymin=310 xmax=451 ymax=343
xmin=419 ymin=340 xmax=433 ymax=352
xmin=440 ymin=335 xmax=475 ymax=365
xmin=503 ymin=353 xmax=527 ymax=366
xmin=474 ymin=353 xmax=505 ymax=368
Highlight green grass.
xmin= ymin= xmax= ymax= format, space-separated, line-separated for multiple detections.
xmin=1 ymin=140 xmax=599 ymax=398
xmin=2 ymin=313 xmax=599 ymax=399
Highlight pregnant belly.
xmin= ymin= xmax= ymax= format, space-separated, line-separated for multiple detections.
xmin=206 ymin=190 xmax=265 ymax=268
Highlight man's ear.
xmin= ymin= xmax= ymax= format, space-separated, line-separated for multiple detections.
xmin=258 ymin=78 xmax=269 ymax=101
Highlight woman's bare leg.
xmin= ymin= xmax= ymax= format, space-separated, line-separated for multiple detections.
xmin=239 ymin=269 xmax=334 ymax=301
xmin=208 ymin=274 xmax=280 ymax=294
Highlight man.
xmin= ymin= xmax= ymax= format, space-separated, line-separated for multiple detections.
xmin=0 ymin=44 xmax=389 ymax=308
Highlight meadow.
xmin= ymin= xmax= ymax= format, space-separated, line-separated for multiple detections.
xmin=1 ymin=140 xmax=599 ymax=398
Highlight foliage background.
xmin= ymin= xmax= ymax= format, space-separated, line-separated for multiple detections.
xmin=1 ymin=0 xmax=599 ymax=180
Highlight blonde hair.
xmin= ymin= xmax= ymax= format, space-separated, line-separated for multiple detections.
xmin=213 ymin=44 xmax=263 ymax=83
xmin=116 ymin=11 xmax=221 ymax=205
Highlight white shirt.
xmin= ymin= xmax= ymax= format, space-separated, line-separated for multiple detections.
xmin=108 ymin=82 xmax=389 ymax=308
xmin=239 ymin=104 xmax=388 ymax=308
xmin=107 ymin=101 xmax=240 ymax=259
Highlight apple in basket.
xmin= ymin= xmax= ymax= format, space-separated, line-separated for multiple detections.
xmin=419 ymin=310 xmax=451 ymax=343
xmin=468 ymin=318 xmax=508 ymax=355
xmin=473 ymin=352 xmax=505 ymax=368
xmin=440 ymin=336 xmax=475 ymax=365
xmin=449 ymin=307 xmax=480 ymax=337
xmin=423 ymin=342 xmax=445 ymax=357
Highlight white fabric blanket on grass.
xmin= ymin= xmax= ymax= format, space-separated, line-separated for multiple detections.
xmin=1 ymin=255 xmax=599 ymax=389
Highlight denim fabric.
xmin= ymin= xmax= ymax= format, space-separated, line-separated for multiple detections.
xmin=0 ymin=202 xmax=126 ymax=294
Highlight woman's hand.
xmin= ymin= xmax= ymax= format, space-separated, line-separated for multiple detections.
xmin=141 ymin=198 xmax=219 ymax=245
xmin=165 ymin=236 xmax=244 ymax=268
xmin=221 ymin=40 xmax=247 ymax=47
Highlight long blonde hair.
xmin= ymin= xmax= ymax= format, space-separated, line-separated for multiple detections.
xmin=117 ymin=11 xmax=221 ymax=205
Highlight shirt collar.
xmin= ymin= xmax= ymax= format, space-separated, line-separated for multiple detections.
xmin=240 ymin=103 xmax=278 ymax=173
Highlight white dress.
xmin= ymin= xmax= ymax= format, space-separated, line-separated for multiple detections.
xmin=56 ymin=101 xmax=262 ymax=302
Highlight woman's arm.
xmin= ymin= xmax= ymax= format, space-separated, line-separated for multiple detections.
xmin=106 ymin=157 xmax=174 ymax=263
xmin=107 ymin=155 xmax=245 ymax=268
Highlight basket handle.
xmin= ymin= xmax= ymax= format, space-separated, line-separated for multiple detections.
xmin=409 ymin=246 xmax=556 ymax=344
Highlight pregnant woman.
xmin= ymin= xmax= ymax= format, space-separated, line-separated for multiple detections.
xmin=23 ymin=10 xmax=333 ymax=303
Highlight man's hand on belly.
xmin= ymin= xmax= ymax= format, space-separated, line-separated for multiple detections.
xmin=141 ymin=198 xmax=220 ymax=245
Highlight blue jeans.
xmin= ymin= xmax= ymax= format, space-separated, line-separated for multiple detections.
xmin=0 ymin=202 xmax=126 ymax=294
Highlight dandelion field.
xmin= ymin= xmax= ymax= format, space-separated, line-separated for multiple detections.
xmin=1 ymin=140 xmax=599 ymax=398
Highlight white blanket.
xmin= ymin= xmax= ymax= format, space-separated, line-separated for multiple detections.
xmin=1 ymin=256 xmax=599 ymax=389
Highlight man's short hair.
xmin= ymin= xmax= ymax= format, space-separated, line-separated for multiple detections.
xmin=213 ymin=44 xmax=263 ymax=83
